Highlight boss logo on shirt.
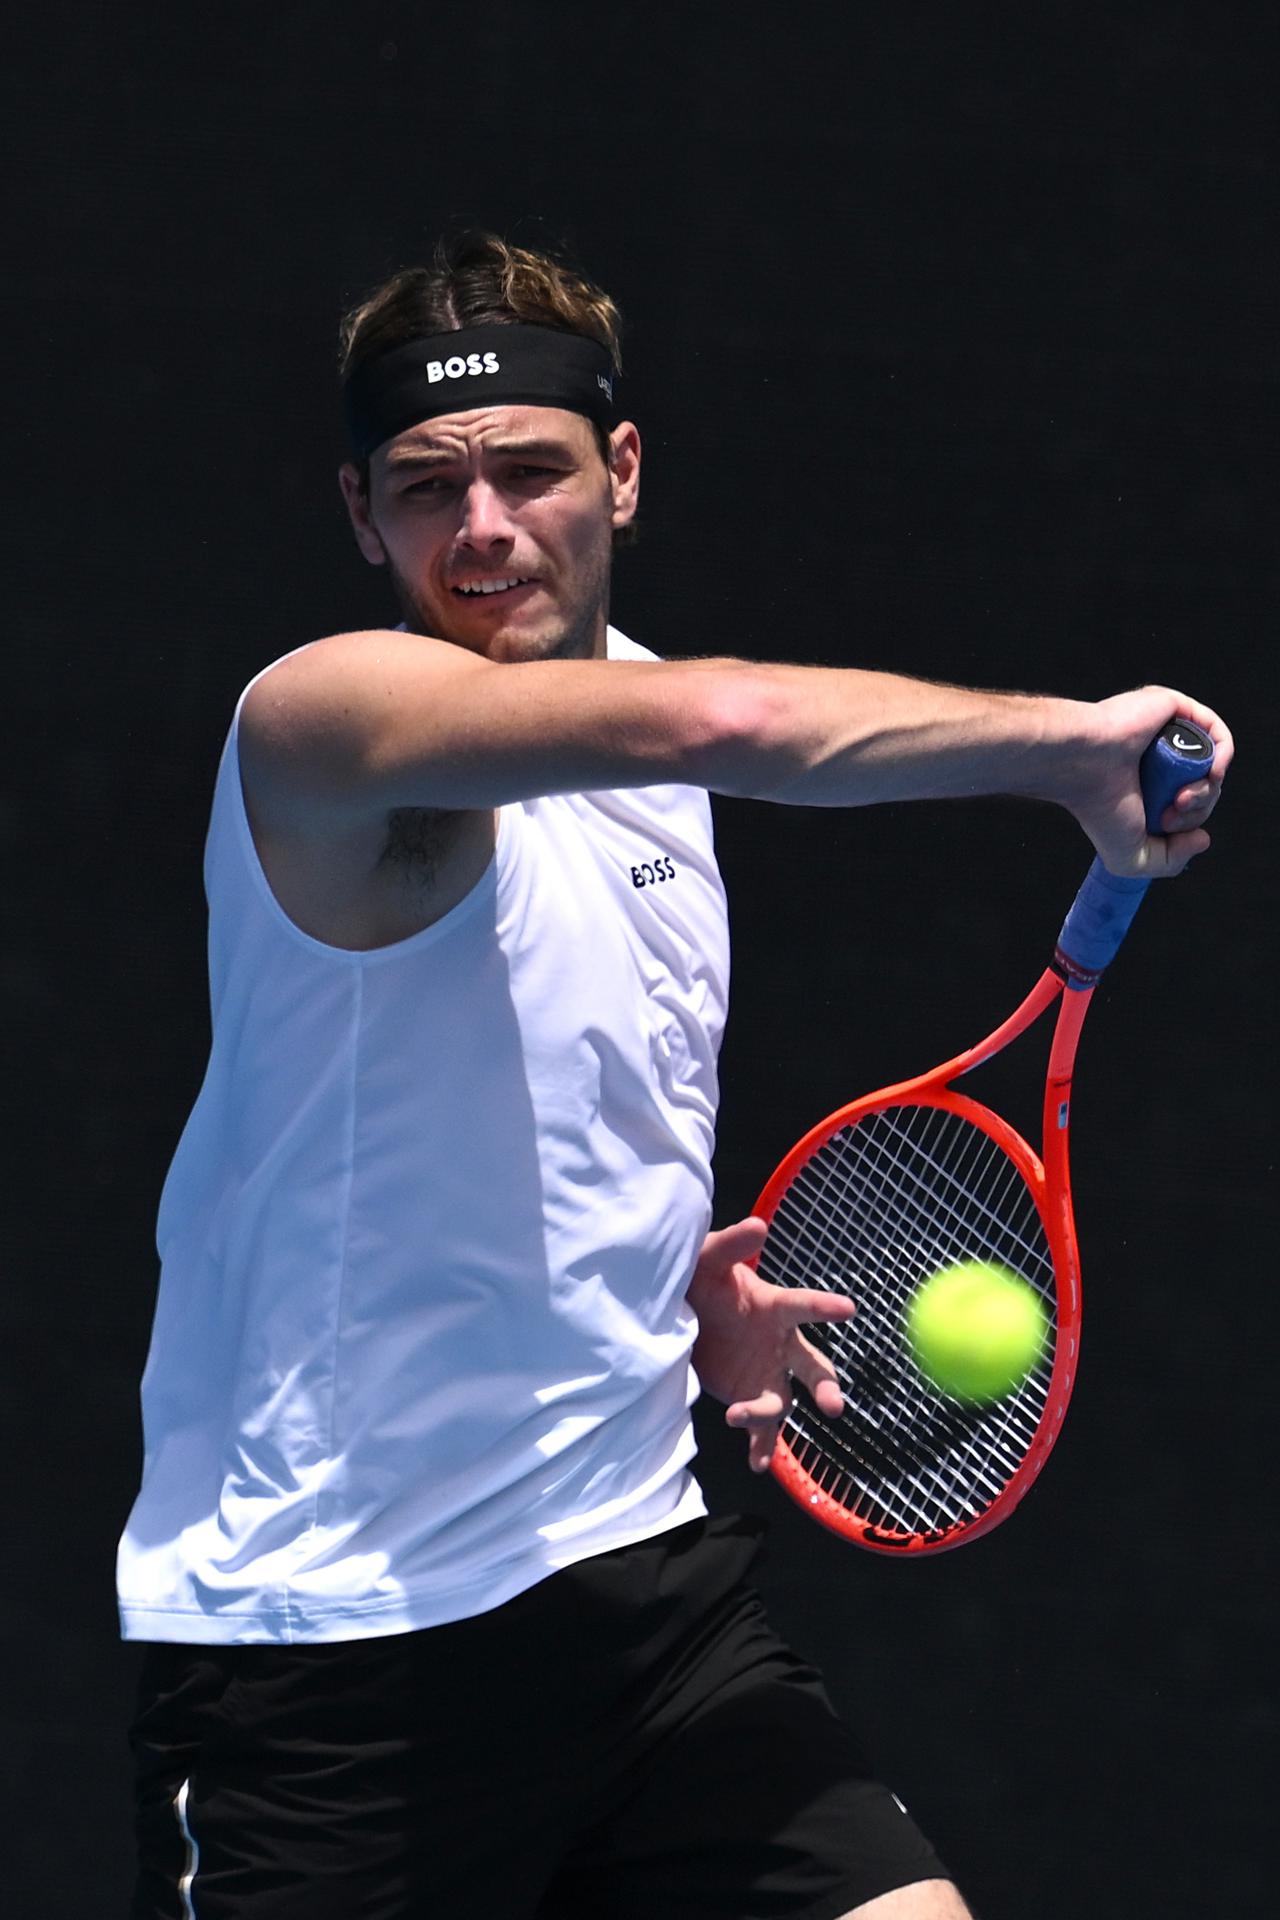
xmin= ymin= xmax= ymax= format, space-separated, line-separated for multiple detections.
xmin=631 ymin=854 xmax=677 ymax=889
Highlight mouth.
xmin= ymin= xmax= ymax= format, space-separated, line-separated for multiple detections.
xmin=450 ymin=576 xmax=538 ymax=601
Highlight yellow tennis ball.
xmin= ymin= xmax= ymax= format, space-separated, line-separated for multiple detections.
xmin=905 ymin=1260 xmax=1048 ymax=1401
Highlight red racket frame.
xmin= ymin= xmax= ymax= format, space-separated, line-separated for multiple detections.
xmin=752 ymin=966 xmax=1092 ymax=1552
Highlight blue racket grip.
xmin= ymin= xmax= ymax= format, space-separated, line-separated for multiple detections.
xmin=1054 ymin=718 xmax=1215 ymax=987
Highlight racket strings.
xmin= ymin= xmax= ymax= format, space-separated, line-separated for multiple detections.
xmin=759 ymin=1103 xmax=1057 ymax=1542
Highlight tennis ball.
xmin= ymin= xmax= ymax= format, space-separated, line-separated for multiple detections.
xmin=905 ymin=1260 xmax=1048 ymax=1402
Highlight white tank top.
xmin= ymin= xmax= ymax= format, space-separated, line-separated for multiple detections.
xmin=117 ymin=629 xmax=730 ymax=1644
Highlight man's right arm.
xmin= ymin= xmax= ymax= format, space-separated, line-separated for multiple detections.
xmin=238 ymin=628 xmax=1231 ymax=878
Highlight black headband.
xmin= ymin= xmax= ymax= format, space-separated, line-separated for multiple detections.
xmin=342 ymin=323 xmax=619 ymax=460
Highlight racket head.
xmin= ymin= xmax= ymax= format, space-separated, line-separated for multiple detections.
xmin=753 ymin=1086 xmax=1081 ymax=1553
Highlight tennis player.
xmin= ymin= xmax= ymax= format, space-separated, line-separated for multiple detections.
xmin=120 ymin=232 xmax=1229 ymax=1919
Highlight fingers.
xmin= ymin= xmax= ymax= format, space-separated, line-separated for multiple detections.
xmin=1162 ymin=777 xmax=1216 ymax=826
xmin=728 ymin=1381 xmax=845 ymax=1473
xmin=791 ymin=1327 xmax=846 ymax=1419
xmin=700 ymin=1215 xmax=769 ymax=1268
xmin=808 ymin=1373 xmax=846 ymax=1419
xmin=725 ymin=1388 xmax=789 ymax=1429
xmin=777 ymin=1286 xmax=857 ymax=1327
xmin=725 ymin=1328 xmax=850 ymax=1473
xmin=1091 ymin=688 xmax=1232 ymax=878
xmin=725 ymin=1389 xmax=791 ymax=1474
xmin=1147 ymin=692 xmax=1233 ymax=864
xmin=1164 ymin=691 xmax=1234 ymax=775
xmin=1152 ymin=821 xmax=1212 ymax=875
xmin=1150 ymin=778 xmax=1218 ymax=875
xmin=775 ymin=1302 xmax=854 ymax=1412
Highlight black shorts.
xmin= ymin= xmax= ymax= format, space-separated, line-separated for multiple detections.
xmin=129 ymin=1514 xmax=950 ymax=1919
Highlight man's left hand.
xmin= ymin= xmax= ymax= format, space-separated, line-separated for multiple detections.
xmin=687 ymin=1216 xmax=857 ymax=1474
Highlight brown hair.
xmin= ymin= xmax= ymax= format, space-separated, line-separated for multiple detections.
xmin=339 ymin=232 xmax=634 ymax=543
xmin=339 ymin=230 xmax=624 ymax=384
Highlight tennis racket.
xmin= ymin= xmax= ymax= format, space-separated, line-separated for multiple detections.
xmin=752 ymin=718 xmax=1215 ymax=1554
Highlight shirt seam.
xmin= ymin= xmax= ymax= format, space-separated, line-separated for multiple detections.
xmin=300 ymin=960 xmax=365 ymax=1613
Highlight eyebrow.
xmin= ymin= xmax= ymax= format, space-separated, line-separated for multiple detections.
xmin=383 ymin=437 xmax=578 ymax=473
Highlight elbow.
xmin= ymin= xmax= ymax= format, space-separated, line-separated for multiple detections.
xmin=679 ymin=661 xmax=794 ymax=797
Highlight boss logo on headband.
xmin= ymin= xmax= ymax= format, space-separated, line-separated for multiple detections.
xmin=426 ymin=351 xmax=501 ymax=384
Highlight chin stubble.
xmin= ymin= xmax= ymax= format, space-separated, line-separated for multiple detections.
xmin=382 ymin=546 xmax=611 ymax=663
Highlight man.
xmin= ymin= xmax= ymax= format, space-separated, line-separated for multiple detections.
xmin=120 ymin=233 xmax=1229 ymax=1919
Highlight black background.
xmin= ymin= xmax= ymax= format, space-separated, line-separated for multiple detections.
xmin=5 ymin=4 xmax=1274 ymax=1913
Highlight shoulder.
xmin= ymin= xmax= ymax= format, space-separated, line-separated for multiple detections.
xmin=237 ymin=630 xmax=485 ymax=827
xmin=240 ymin=629 xmax=481 ymax=737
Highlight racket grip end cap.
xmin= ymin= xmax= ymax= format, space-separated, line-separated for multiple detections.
xmin=1055 ymin=718 xmax=1214 ymax=983
xmin=1138 ymin=719 xmax=1215 ymax=835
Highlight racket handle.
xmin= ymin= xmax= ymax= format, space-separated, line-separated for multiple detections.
xmin=1054 ymin=718 xmax=1215 ymax=987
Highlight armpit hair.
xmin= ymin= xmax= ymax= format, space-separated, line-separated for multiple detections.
xmin=378 ymin=807 xmax=464 ymax=883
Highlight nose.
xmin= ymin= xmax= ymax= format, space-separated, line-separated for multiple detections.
xmin=457 ymin=478 xmax=514 ymax=552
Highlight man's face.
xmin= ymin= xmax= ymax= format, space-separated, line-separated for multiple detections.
xmin=339 ymin=405 xmax=640 ymax=663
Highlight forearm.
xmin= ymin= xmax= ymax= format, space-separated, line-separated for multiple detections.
xmin=694 ymin=658 xmax=1096 ymax=811
xmin=696 ymin=659 xmax=1225 ymax=877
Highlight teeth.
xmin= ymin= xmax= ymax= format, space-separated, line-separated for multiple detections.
xmin=455 ymin=577 xmax=529 ymax=596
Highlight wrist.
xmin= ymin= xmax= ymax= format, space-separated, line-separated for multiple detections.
xmin=1009 ymin=695 xmax=1103 ymax=813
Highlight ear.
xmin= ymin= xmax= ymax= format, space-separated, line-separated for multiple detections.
xmin=338 ymin=462 xmax=388 ymax=566
xmin=607 ymin=422 xmax=641 ymax=530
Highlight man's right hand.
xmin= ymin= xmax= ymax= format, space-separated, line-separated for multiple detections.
xmin=1055 ymin=684 xmax=1232 ymax=880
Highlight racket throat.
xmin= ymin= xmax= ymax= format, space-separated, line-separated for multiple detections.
xmin=1043 ymin=982 xmax=1090 ymax=1147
